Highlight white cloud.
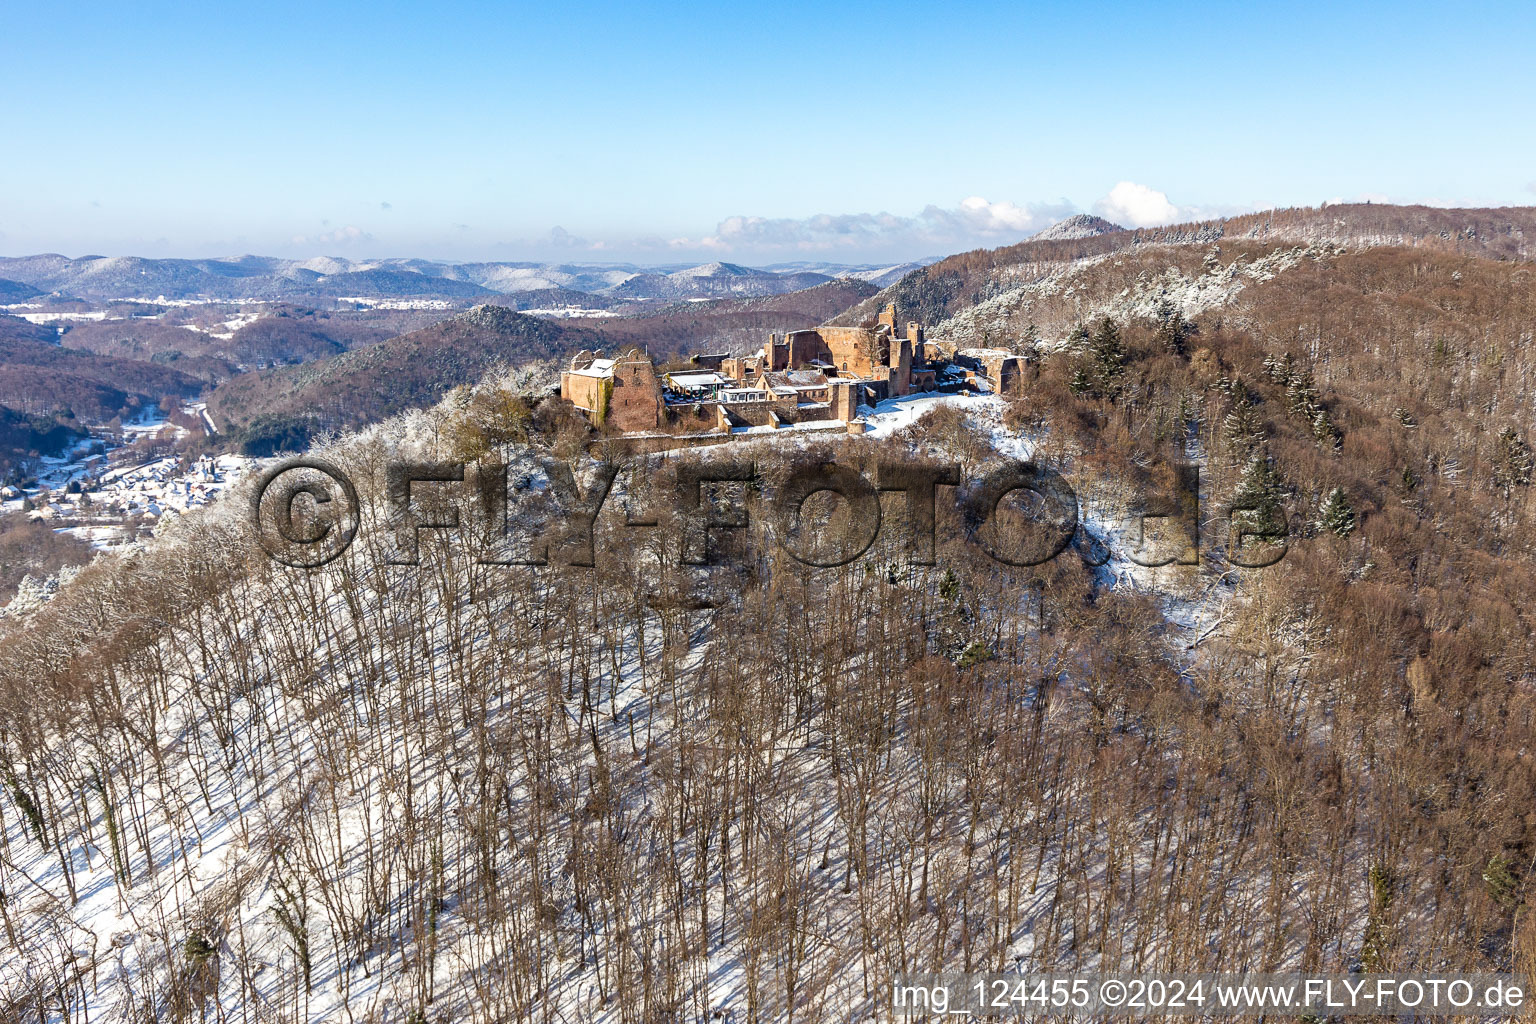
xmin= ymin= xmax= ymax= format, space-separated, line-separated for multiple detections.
xmin=677 ymin=196 xmax=1078 ymax=257
xmin=290 ymin=225 xmax=372 ymax=247
xmin=1092 ymin=182 xmax=1183 ymax=228
xmin=492 ymin=198 xmax=1079 ymax=262
xmin=497 ymin=189 xmax=1256 ymax=262
xmin=1089 ymin=182 xmax=1259 ymax=229
xmin=953 ymin=195 xmax=1059 ymax=233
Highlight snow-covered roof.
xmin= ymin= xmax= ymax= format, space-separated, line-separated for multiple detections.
xmin=763 ymin=369 xmax=829 ymax=391
xmin=567 ymin=358 xmax=617 ymax=379
xmin=666 ymin=371 xmax=729 ymax=388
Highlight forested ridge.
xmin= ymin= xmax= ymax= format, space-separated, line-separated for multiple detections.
xmin=3 ymin=222 xmax=1536 ymax=1021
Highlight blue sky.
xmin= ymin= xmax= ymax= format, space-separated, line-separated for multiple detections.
xmin=2 ymin=0 xmax=1533 ymax=263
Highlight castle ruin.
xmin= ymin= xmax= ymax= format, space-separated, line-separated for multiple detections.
xmin=559 ymin=302 xmax=1028 ymax=436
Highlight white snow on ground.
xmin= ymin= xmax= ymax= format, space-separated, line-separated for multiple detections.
xmin=14 ymin=402 xmax=202 ymax=493
xmin=334 ymin=297 xmax=458 ymax=310
xmin=0 ymin=379 xmax=1250 ymax=1018
xmin=862 ymin=391 xmax=1235 ymax=649
xmin=860 ymin=390 xmax=997 ymax=437
xmin=120 ymin=403 xmax=185 ymax=441
xmin=176 ymin=311 xmax=265 ymax=339
xmin=2 ymin=522 xmax=706 ymax=1018
xmin=90 ymin=452 xmax=256 ymax=514
xmin=719 ymin=389 xmax=1237 ymax=655
xmin=718 ymin=392 xmax=998 ymax=441
xmin=28 ymin=440 xmax=110 ymax=491
xmin=7 ymin=310 xmax=111 ymax=323
xmin=2 ymin=452 xmax=259 ymax=568
xmin=924 ymin=256 xmax=1114 ymax=350
xmin=728 ymin=419 xmax=846 ymax=435
xmin=1 ymin=298 xmax=270 ymax=321
xmin=1098 ymin=243 xmax=1338 ymax=322
xmin=519 ymin=307 xmax=620 ymax=318
xmin=16 ymin=405 xmax=187 ymax=495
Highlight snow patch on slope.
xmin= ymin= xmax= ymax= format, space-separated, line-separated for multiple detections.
xmin=931 ymin=243 xmax=1341 ymax=352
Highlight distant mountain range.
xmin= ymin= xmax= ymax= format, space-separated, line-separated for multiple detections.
xmin=0 ymin=254 xmax=937 ymax=303
xmin=759 ymin=261 xmax=935 ymax=287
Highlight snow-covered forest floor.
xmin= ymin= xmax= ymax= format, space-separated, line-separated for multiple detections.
xmin=0 ymin=350 xmax=1521 ymax=1022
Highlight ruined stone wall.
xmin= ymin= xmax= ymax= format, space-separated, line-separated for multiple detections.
xmin=722 ymin=403 xmax=772 ymax=428
xmin=822 ymin=326 xmax=885 ymax=377
xmin=762 ymin=334 xmax=789 ymax=372
xmin=984 ymin=354 xmax=1029 ymax=394
xmin=780 ymin=403 xmax=840 ymax=425
xmin=721 ymin=355 xmax=762 ymax=381
xmin=708 ymin=392 xmax=799 ymax=428
xmin=607 ymin=357 xmax=664 ymax=432
xmin=889 ymin=336 xmax=912 ymax=397
xmin=782 ymin=330 xmax=833 ymax=370
xmin=784 ymin=326 xmax=886 ymax=377
xmin=561 ymin=373 xmax=608 ymax=421
xmin=667 ymin=402 xmax=719 ymax=432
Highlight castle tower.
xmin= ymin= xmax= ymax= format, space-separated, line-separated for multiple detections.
xmin=830 ymin=379 xmax=859 ymax=422
xmin=888 ymin=333 xmax=912 ymax=397
xmin=762 ymin=332 xmax=788 ymax=371
xmin=877 ymin=301 xmax=898 ymax=333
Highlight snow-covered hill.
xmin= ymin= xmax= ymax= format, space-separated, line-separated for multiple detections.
xmin=1033 ymin=214 xmax=1123 ymax=241
xmin=0 ymin=370 xmax=1278 ymax=1022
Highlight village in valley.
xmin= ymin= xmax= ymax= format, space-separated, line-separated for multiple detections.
xmin=560 ymin=301 xmax=1031 ymax=436
xmin=1 ymin=405 xmax=258 ymax=554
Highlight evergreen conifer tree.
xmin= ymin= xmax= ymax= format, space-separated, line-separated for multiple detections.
xmin=1067 ymin=318 xmax=1127 ymax=399
xmin=1231 ymin=451 xmax=1286 ymax=539
xmin=1221 ymin=402 xmax=1264 ymax=457
xmin=1494 ymin=426 xmax=1534 ymax=491
xmin=1286 ymin=367 xmax=1320 ymax=420
xmin=1069 ymin=366 xmax=1092 ymax=396
xmin=1319 ymin=486 xmax=1356 ymax=536
xmin=1077 ymin=317 xmax=1126 ymax=399
xmin=1311 ymin=408 xmax=1338 ymax=445
xmin=1153 ymin=298 xmax=1196 ymax=355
